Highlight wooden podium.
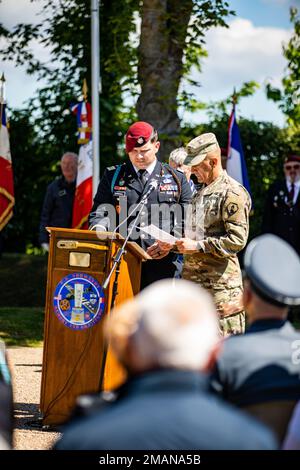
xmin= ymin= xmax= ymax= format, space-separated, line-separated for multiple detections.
xmin=40 ymin=227 xmax=148 ymax=425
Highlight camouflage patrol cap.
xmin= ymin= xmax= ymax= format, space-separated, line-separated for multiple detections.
xmin=244 ymin=234 xmax=300 ymax=306
xmin=184 ymin=133 xmax=220 ymax=167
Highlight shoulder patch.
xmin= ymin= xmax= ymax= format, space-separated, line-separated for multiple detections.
xmin=226 ymin=202 xmax=239 ymax=217
xmin=223 ymin=188 xmax=251 ymax=220
xmin=107 ymin=165 xmax=117 ymax=171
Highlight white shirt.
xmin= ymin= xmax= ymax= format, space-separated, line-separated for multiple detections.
xmin=132 ymin=159 xmax=157 ymax=177
xmin=286 ymin=179 xmax=300 ymax=205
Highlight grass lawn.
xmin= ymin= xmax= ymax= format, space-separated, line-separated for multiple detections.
xmin=0 ymin=307 xmax=44 ymax=347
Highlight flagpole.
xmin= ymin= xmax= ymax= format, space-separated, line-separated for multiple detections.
xmin=232 ymin=87 xmax=237 ymax=106
xmin=91 ymin=0 xmax=100 ymax=197
xmin=226 ymin=88 xmax=251 ymax=195
xmin=0 ymin=73 xmax=5 ymax=128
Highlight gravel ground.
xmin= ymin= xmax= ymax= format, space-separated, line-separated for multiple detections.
xmin=7 ymin=347 xmax=61 ymax=450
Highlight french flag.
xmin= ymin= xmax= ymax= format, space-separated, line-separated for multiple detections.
xmin=0 ymin=103 xmax=14 ymax=230
xmin=226 ymin=105 xmax=251 ymax=194
xmin=71 ymin=101 xmax=93 ymax=229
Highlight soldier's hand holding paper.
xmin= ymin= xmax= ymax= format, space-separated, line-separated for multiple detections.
xmin=140 ymin=225 xmax=177 ymax=259
xmin=176 ymin=238 xmax=199 ymax=254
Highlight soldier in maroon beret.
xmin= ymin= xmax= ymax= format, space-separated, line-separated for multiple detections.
xmin=89 ymin=121 xmax=192 ymax=289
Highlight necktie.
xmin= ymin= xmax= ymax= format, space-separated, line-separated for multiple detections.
xmin=138 ymin=169 xmax=149 ymax=187
xmin=288 ymin=183 xmax=295 ymax=205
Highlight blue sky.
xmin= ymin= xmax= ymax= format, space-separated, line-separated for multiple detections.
xmin=230 ymin=0 xmax=294 ymax=28
xmin=180 ymin=0 xmax=297 ymax=126
xmin=0 ymin=0 xmax=298 ymax=127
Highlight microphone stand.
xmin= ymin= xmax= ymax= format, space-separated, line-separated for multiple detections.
xmin=98 ymin=192 xmax=151 ymax=391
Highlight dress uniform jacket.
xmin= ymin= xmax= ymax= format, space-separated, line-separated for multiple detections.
xmin=262 ymin=180 xmax=300 ymax=256
xmin=211 ymin=319 xmax=300 ymax=407
xmin=89 ymin=159 xmax=192 ymax=287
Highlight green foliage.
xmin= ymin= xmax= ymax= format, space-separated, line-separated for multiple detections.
xmin=0 ymin=0 xmax=234 ymax=163
xmin=205 ymin=81 xmax=260 ymax=119
xmin=0 ymin=0 xmax=140 ymax=169
xmin=182 ymin=113 xmax=290 ymax=240
xmin=0 ymin=0 xmax=236 ymax=251
xmin=0 ymin=0 xmax=140 ymax=250
xmin=265 ymin=7 xmax=300 ymax=146
xmin=184 ymin=0 xmax=234 ymax=75
xmin=281 ymin=7 xmax=300 ymax=125
xmin=265 ymin=83 xmax=282 ymax=103
xmin=3 ymin=108 xmax=59 ymax=251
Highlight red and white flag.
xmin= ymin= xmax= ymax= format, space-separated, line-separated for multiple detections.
xmin=71 ymin=101 xmax=93 ymax=229
xmin=0 ymin=103 xmax=14 ymax=230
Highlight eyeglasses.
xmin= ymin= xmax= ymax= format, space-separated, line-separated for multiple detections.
xmin=285 ymin=164 xmax=300 ymax=170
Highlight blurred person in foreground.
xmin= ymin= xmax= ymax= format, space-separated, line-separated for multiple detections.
xmin=39 ymin=152 xmax=78 ymax=251
xmin=0 ymin=340 xmax=13 ymax=450
xmin=282 ymin=400 xmax=300 ymax=450
xmin=159 ymin=133 xmax=251 ymax=335
xmin=211 ymin=234 xmax=300 ymax=444
xmin=55 ymin=279 xmax=276 ymax=450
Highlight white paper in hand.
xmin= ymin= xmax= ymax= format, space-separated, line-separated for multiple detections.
xmin=140 ymin=224 xmax=178 ymax=244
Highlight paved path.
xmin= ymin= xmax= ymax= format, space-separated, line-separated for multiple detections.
xmin=7 ymin=347 xmax=60 ymax=450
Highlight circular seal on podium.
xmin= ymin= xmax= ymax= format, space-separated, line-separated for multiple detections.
xmin=53 ymin=273 xmax=105 ymax=330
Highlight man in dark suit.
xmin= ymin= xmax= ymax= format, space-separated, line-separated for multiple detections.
xmin=89 ymin=121 xmax=192 ymax=288
xmin=262 ymin=154 xmax=300 ymax=255
xmin=210 ymin=234 xmax=300 ymax=443
xmin=55 ymin=279 xmax=276 ymax=450
xmin=39 ymin=152 xmax=78 ymax=251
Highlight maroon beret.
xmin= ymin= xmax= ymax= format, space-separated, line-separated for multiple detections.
xmin=125 ymin=121 xmax=154 ymax=153
xmin=285 ymin=154 xmax=300 ymax=164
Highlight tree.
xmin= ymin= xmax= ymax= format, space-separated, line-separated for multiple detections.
xmin=137 ymin=0 xmax=234 ymax=158
xmin=182 ymin=112 xmax=291 ymax=240
xmin=266 ymin=7 xmax=300 ymax=150
xmin=0 ymin=0 xmax=139 ymax=251
xmin=4 ymin=109 xmax=47 ymax=252
xmin=0 ymin=0 xmax=235 ymax=251
xmin=0 ymin=0 xmax=234 ymax=163
xmin=0 ymin=0 xmax=139 ymax=167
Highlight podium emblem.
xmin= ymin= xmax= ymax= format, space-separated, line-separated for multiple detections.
xmin=53 ymin=273 xmax=105 ymax=330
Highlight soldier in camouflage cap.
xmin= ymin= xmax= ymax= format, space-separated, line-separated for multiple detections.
xmin=184 ymin=133 xmax=220 ymax=166
xmin=167 ymin=132 xmax=251 ymax=335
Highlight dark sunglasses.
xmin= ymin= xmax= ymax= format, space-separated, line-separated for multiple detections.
xmin=285 ymin=164 xmax=300 ymax=170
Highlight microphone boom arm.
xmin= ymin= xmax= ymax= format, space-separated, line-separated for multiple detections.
xmin=99 ymin=181 xmax=157 ymax=391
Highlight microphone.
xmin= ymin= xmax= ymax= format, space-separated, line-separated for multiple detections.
xmin=141 ymin=180 xmax=158 ymax=201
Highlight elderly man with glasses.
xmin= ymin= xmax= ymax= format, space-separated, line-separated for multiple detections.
xmin=262 ymin=154 xmax=300 ymax=256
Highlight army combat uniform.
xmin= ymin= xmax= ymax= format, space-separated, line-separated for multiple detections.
xmin=183 ymin=170 xmax=251 ymax=335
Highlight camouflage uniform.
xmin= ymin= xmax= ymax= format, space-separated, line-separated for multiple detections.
xmin=182 ymin=170 xmax=251 ymax=335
